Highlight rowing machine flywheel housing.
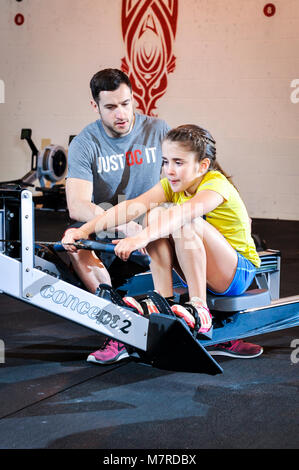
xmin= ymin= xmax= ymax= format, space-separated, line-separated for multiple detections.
xmin=37 ymin=145 xmax=67 ymax=187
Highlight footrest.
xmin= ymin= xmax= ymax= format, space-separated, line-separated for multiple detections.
xmin=134 ymin=313 xmax=223 ymax=375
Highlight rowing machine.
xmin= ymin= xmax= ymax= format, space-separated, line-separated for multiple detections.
xmin=0 ymin=187 xmax=298 ymax=374
xmin=0 ymin=187 xmax=222 ymax=374
xmin=0 ymin=129 xmax=68 ymax=211
xmin=1 ymin=129 xmax=67 ymax=189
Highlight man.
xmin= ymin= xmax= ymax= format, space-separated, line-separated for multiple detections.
xmin=63 ymin=68 xmax=170 ymax=365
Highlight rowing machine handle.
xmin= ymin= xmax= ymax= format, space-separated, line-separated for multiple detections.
xmin=81 ymin=239 xmax=150 ymax=268
xmin=55 ymin=239 xmax=151 ymax=268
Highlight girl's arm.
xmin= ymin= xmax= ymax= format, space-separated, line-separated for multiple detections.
xmin=142 ymin=189 xmax=223 ymax=242
xmin=61 ymin=182 xmax=167 ymax=251
xmin=113 ymin=189 xmax=223 ymax=260
xmin=83 ymin=182 xmax=167 ymax=235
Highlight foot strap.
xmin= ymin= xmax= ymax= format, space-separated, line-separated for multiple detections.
xmin=187 ymin=299 xmax=212 ymax=333
xmin=145 ymin=291 xmax=176 ymax=317
xmin=95 ymin=283 xmax=128 ymax=306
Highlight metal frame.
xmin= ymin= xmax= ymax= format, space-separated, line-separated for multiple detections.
xmin=0 ymin=190 xmax=149 ymax=351
xmin=0 ymin=188 xmax=223 ymax=375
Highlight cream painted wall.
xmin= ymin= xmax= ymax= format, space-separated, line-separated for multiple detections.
xmin=0 ymin=0 xmax=298 ymax=219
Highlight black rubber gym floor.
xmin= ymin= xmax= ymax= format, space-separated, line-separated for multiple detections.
xmin=0 ymin=211 xmax=298 ymax=451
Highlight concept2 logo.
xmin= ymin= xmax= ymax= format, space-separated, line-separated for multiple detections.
xmin=0 ymin=80 xmax=4 ymax=103
xmin=39 ymin=285 xmax=132 ymax=334
xmin=290 ymin=79 xmax=299 ymax=104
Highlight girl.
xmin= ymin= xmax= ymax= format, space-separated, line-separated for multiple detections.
xmin=62 ymin=125 xmax=262 ymax=358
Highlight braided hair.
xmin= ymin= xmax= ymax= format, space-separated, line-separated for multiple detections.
xmin=164 ymin=124 xmax=232 ymax=182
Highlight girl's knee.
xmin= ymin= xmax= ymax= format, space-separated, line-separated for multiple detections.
xmin=173 ymin=222 xmax=205 ymax=251
xmin=144 ymin=203 xmax=172 ymax=227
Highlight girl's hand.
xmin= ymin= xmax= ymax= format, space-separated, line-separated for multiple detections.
xmin=61 ymin=227 xmax=90 ymax=252
xmin=112 ymin=236 xmax=148 ymax=262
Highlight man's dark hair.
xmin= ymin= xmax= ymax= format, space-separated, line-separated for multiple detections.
xmin=90 ymin=68 xmax=132 ymax=104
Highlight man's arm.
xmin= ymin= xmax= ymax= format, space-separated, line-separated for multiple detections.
xmin=66 ymin=177 xmax=105 ymax=222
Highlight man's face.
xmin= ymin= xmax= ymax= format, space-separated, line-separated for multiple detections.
xmin=95 ymin=83 xmax=135 ymax=138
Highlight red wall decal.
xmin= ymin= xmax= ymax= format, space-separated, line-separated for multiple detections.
xmin=121 ymin=0 xmax=178 ymax=116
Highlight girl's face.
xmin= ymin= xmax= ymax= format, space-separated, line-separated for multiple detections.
xmin=162 ymin=140 xmax=209 ymax=195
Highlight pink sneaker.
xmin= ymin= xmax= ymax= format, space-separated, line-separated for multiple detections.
xmin=170 ymin=304 xmax=196 ymax=328
xmin=186 ymin=297 xmax=212 ymax=333
xmin=122 ymin=296 xmax=144 ymax=315
xmin=87 ymin=338 xmax=129 ymax=364
xmin=207 ymin=340 xmax=263 ymax=358
xmin=123 ymin=296 xmax=160 ymax=316
xmin=171 ymin=297 xmax=212 ymax=332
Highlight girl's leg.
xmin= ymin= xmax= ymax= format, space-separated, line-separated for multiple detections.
xmin=173 ymin=218 xmax=238 ymax=302
xmin=146 ymin=238 xmax=175 ymax=298
xmin=172 ymin=226 xmax=207 ymax=302
xmin=144 ymin=209 xmax=235 ymax=334
xmin=144 ymin=206 xmax=175 ymax=298
xmin=144 ymin=206 xmax=238 ymax=303
xmin=171 ymin=218 xmax=262 ymax=354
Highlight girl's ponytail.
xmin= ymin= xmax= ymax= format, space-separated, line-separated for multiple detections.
xmin=211 ymin=160 xmax=234 ymax=185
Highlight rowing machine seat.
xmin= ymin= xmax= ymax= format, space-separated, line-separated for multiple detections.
xmin=207 ymin=288 xmax=271 ymax=312
xmin=206 ymin=250 xmax=281 ymax=312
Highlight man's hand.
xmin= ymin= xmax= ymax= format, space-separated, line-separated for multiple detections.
xmin=61 ymin=227 xmax=90 ymax=252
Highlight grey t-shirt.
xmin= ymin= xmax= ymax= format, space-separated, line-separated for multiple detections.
xmin=67 ymin=113 xmax=170 ymax=207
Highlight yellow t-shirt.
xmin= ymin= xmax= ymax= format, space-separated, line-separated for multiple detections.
xmin=160 ymin=171 xmax=260 ymax=267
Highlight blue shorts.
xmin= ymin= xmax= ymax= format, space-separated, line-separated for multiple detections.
xmin=208 ymin=252 xmax=257 ymax=297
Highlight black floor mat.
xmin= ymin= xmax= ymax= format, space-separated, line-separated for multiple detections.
xmin=0 ymin=212 xmax=298 ymax=450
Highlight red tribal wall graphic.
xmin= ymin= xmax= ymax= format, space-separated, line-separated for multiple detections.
xmin=121 ymin=0 xmax=178 ymax=116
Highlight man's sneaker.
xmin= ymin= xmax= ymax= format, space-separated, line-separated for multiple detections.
xmin=87 ymin=338 xmax=129 ymax=365
xmin=207 ymin=340 xmax=263 ymax=359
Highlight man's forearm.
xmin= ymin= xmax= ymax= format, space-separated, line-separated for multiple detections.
xmin=68 ymin=200 xmax=105 ymax=222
